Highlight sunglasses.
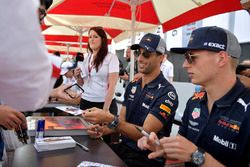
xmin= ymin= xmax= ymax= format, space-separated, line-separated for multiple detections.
xmin=134 ymin=50 xmax=156 ymax=58
xmin=184 ymin=51 xmax=200 ymax=64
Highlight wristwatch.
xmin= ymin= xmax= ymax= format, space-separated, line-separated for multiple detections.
xmin=107 ymin=115 xmax=119 ymax=129
xmin=191 ymin=147 xmax=205 ymax=166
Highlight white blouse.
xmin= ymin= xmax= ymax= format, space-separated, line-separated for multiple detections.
xmin=80 ymin=53 xmax=119 ymax=102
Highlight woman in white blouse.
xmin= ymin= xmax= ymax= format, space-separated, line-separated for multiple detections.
xmin=75 ymin=26 xmax=119 ymax=123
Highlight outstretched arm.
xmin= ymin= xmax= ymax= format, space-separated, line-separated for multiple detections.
xmin=83 ymin=106 xmax=163 ymax=141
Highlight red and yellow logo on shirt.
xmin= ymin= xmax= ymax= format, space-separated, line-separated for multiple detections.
xmin=192 ymin=92 xmax=205 ymax=100
xmin=160 ymin=104 xmax=171 ymax=115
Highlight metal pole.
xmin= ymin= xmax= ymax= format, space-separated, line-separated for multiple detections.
xmin=80 ymin=31 xmax=83 ymax=52
xmin=129 ymin=0 xmax=137 ymax=81
xmin=66 ymin=43 xmax=70 ymax=56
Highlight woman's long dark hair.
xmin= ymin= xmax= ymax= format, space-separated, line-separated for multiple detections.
xmin=87 ymin=27 xmax=108 ymax=72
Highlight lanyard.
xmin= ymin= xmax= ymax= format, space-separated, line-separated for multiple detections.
xmin=88 ymin=54 xmax=94 ymax=78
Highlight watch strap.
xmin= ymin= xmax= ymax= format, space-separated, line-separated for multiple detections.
xmin=107 ymin=115 xmax=119 ymax=129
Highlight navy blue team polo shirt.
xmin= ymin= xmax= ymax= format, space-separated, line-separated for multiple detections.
xmin=179 ymin=79 xmax=250 ymax=167
xmin=122 ymin=72 xmax=178 ymax=151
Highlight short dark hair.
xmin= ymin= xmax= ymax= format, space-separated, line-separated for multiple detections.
xmin=76 ymin=52 xmax=84 ymax=62
xmin=40 ymin=0 xmax=53 ymax=10
xmin=53 ymin=51 xmax=60 ymax=57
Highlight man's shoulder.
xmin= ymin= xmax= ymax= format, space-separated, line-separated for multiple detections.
xmin=156 ymin=76 xmax=175 ymax=89
xmin=150 ymin=80 xmax=178 ymax=105
xmin=184 ymin=92 xmax=205 ymax=108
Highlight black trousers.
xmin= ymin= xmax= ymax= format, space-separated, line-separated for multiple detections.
xmin=109 ymin=142 xmax=165 ymax=167
xmin=80 ymin=98 xmax=118 ymax=115
xmin=80 ymin=98 xmax=118 ymax=144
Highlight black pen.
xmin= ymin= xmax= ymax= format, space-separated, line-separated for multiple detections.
xmin=135 ymin=126 xmax=160 ymax=146
xmin=76 ymin=142 xmax=89 ymax=152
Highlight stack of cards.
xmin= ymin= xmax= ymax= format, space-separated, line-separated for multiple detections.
xmin=34 ymin=136 xmax=76 ymax=152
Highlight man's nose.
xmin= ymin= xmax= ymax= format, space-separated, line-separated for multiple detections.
xmin=182 ymin=59 xmax=190 ymax=69
xmin=137 ymin=53 xmax=144 ymax=62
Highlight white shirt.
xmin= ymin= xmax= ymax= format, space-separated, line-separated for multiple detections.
xmin=0 ymin=0 xmax=54 ymax=111
xmin=160 ymin=59 xmax=174 ymax=82
xmin=80 ymin=53 xmax=119 ymax=102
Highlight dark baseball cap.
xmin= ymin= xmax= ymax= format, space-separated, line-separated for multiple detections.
xmin=131 ymin=33 xmax=166 ymax=54
xmin=170 ymin=26 xmax=241 ymax=59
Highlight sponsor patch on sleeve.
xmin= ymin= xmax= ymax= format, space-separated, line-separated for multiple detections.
xmin=160 ymin=104 xmax=172 ymax=115
xmin=159 ymin=111 xmax=168 ymax=120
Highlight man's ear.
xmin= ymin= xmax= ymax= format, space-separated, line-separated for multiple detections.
xmin=159 ymin=54 xmax=164 ymax=63
xmin=217 ymin=51 xmax=229 ymax=67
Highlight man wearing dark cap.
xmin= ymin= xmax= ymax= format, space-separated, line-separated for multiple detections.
xmin=138 ymin=26 xmax=250 ymax=167
xmin=82 ymin=33 xmax=179 ymax=167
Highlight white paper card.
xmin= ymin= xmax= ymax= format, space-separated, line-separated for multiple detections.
xmin=77 ymin=161 xmax=117 ymax=167
xmin=56 ymin=106 xmax=84 ymax=115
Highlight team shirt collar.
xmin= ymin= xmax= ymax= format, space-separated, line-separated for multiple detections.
xmin=200 ymin=78 xmax=246 ymax=108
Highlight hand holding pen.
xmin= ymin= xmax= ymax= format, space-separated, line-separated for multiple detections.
xmin=86 ymin=123 xmax=103 ymax=139
xmin=136 ymin=126 xmax=167 ymax=159
xmin=135 ymin=126 xmax=160 ymax=146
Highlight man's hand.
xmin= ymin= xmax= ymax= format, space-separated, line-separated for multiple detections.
xmin=137 ymin=132 xmax=165 ymax=158
xmin=138 ymin=133 xmax=197 ymax=161
xmin=120 ymin=73 xmax=129 ymax=81
xmin=238 ymin=75 xmax=250 ymax=88
xmin=50 ymin=84 xmax=77 ymax=101
xmin=87 ymin=124 xmax=104 ymax=139
xmin=0 ymin=105 xmax=27 ymax=130
xmin=157 ymin=135 xmax=197 ymax=162
xmin=82 ymin=107 xmax=113 ymax=124
xmin=134 ymin=73 xmax=142 ymax=81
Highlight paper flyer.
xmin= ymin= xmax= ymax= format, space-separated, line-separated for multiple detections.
xmin=77 ymin=161 xmax=117 ymax=167
xmin=56 ymin=106 xmax=84 ymax=115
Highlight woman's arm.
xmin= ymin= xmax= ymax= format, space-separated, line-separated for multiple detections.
xmin=103 ymin=72 xmax=119 ymax=111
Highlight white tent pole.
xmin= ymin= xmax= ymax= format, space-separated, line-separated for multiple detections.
xmin=66 ymin=43 xmax=70 ymax=56
xmin=129 ymin=0 xmax=136 ymax=81
xmin=67 ymin=26 xmax=86 ymax=53
xmin=80 ymin=31 xmax=83 ymax=52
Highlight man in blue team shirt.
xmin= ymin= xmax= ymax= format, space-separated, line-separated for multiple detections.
xmin=137 ymin=26 xmax=250 ymax=167
xmin=82 ymin=33 xmax=179 ymax=167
